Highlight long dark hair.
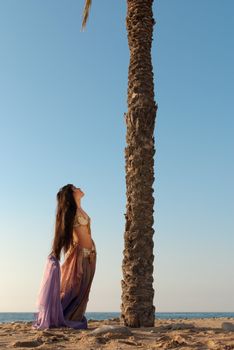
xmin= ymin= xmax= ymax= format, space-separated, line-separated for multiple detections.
xmin=50 ymin=184 xmax=77 ymax=260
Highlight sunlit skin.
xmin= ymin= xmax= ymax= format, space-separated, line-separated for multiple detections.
xmin=72 ymin=186 xmax=93 ymax=249
xmin=72 ymin=186 xmax=84 ymax=209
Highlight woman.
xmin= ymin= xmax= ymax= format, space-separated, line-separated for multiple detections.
xmin=32 ymin=184 xmax=97 ymax=330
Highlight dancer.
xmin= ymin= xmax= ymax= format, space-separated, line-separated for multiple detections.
xmin=32 ymin=184 xmax=97 ymax=330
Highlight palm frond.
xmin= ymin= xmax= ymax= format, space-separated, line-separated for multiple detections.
xmin=81 ymin=0 xmax=92 ymax=31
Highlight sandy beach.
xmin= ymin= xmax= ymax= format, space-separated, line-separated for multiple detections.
xmin=0 ymin=317 xmax=234 ymax=349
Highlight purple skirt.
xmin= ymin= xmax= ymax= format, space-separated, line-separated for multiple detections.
xmin=32 ymin=240 xmax=97 ymax=330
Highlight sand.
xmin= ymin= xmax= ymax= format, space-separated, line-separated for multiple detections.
xmin=0 ymin=317 xmax=234 ymax=349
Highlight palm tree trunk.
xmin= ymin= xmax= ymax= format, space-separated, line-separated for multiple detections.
xmin=121 ymin=0 xmax=157 ymax=327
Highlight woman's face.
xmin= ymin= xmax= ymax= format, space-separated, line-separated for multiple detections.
xmin=72 ymin=185 xmax=84 ymax=199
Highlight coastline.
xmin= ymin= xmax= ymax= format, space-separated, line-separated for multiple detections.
xmin=1 ymin=317 xmax=234 ymax=349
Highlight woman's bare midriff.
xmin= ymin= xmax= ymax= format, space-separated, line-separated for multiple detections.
xmin=73 ymin=226 xmax=93 ymax=250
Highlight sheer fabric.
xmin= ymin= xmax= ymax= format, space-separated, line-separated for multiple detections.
xmin=32 ymin=239 xmax=96 ymax=330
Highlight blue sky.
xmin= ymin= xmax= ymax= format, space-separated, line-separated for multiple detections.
xmin=0 ymin=0 xmax=233 ymax=312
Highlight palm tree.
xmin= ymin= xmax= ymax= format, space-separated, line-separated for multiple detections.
xmin=120 ymin=0 xmax=157 ymax=328
xmin=82 ymin=0 xmax=157 ymax=328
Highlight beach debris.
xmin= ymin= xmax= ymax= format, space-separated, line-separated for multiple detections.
xmin=12 ymin=337 xmax=43 ymax=347
xmin=167 ymin=334 xmax=189 ymax=348
xmin=40 ymin=330 xmax=69 ymax=340
xmin=108 ymin=317 xmax=120 ymax=322
xmin=172 ymin=322 xmax=195 ymax=330
xmin=206 ymin=339 xmax=218 ymax=348
xmin=161 ymin=322 xmax=195 ymax=330
xmin=222 ymin=322 xmax=234 ymax=331
xmin=223 ymin=345 xmax=234 ymax=350
xmin=88 ymin=324 xmax=133 ymax=338
xmin=11 ymin=332 xmax=70 ymax=348
xmin=88 ymin=319 xmax=99 ymax=322
xmin=117 ymin=338 xmax=140 ymax=346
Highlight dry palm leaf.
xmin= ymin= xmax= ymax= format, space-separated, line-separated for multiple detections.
xmin=81 ymin=0 xmax=92 ymax=31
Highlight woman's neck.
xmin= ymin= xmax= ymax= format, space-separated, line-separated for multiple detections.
xmin=75 ymin=199 xmax=82 ymax=208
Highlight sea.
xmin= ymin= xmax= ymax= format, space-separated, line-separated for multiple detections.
xmin=0 ymin=312 xmax=234 ymax=324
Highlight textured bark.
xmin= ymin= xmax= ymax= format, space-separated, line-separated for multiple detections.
xmin=120 ymin=0 xmax=157 ymax=327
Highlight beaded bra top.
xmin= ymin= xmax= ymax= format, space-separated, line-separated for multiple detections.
xmin=73 ymin=210 xmax=90 ymax=227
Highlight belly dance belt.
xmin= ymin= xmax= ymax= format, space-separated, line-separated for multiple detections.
xmin=66 ymin=239 xmax=96 ymax=260
xmin=82 ymin=242 xmax=96 ymax=258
